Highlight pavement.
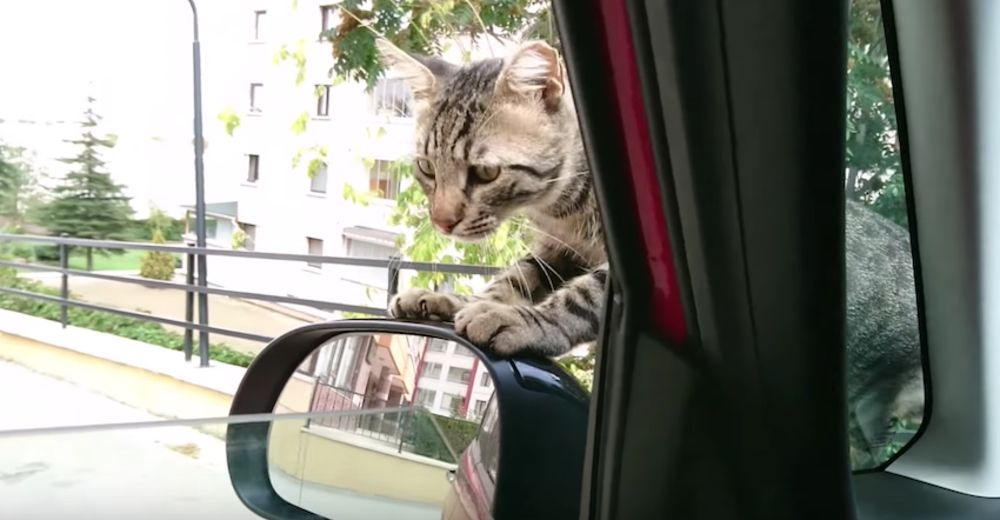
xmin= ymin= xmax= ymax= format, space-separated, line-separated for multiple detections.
xmin=0 ymin=360 xmax=445 ymax=520
xmin=25 ymin=271 xmax=314 ymax=356
xmin=0 ymin=360 xmax=257 ymax=519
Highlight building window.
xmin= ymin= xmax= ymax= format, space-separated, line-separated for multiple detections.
xmin=480 ymin=372 xmax=491 ymax=388
xmin=297 ymin=350 xmax=320 ymax=376
xmin=316 ymin=84 xmax=332 ymax=117
xmin=249 ymin=83 xmax=263 ymax=113
xmin=343 ymin=236 xmax=398 ymax=288
xmin=310 ymin=162 xmax=328 ymax=193
xmin=205 ymin=218 xmax=218 ymax=240
xmin=306 ymin=237 xmax=323 ymax=269
xmin=440 ymin=393 xmax=463 ymax=415
xmin=324 ymin=335 xmax=370 ymax=390
xmin=447 ymin=367 xmax=471 ymax=384
xmin=320 ymin=5 xmax=338 ymax=36
xmin=428 ymin=339 xmax=447 ymax=353
xmin=239 ymin=222 xmax=256 ymax=251
xmin=415 ymin=388 xmax=436 ymax=408
xmin=253 ymin=10 xmax=266 ymax=41
xmin=247 ymin=154 xmax=260 ymax=183
xmin=422 ymin=362 xmax=442 ymax=379
xmin=368 ymin=159 xmax=401 ymax=200
xmin=371 ymin=78 xmax=412 ymax=118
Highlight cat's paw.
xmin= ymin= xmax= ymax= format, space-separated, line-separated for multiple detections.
xmin=454 ymin=301 xmax=538 ymax=356
xmin=388 ymin=289 xmax=465 ymax=321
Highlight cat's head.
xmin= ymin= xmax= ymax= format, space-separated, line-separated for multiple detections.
xmin=377 ymin=39 xmax=576 ymax=241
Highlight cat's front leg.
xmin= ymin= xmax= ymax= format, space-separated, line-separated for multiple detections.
xmin=455 ymin=265 xmax=608 ymax=357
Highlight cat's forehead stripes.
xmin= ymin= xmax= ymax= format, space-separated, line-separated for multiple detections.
xmin=422 ymin=58 xmax=504 ymax=162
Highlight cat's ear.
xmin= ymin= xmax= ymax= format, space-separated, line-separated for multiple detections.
xmin=499 ymin=40 xmax=565 ymax=112
xmin=376 ymin=39 xmax=439 ymax=103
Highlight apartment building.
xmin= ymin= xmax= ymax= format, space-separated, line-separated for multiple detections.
xmin=291 ymin=333 xmax=493 ymax=425
xmin=179 ymin=2 xmax=497 ymax=422
xmin=415 ymin=338 xmax=495 ymax=421
xmin=183 ymin=0 xmax=415 ymax=314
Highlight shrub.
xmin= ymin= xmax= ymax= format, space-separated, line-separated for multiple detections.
xmin=435 ymin=414 xmax=479 ymax=455
xmin=404 ymin=411 xmax=457 ymax=463
xmin=139 ymin=229 xmax=176 ymax=281
xmin=33 ymin=245 xmax=60 ymax=262
xmin=400 ymin=410 xmax=480 ymax=463
xmin=0 ymin=267 xmax=253 ymax=367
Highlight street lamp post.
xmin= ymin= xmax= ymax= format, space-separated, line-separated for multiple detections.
xmin=187 ymin=0 xmax=210 ymax=367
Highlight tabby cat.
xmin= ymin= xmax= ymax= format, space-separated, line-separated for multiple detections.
xmin=377 ymin=40 xmax=923 ymax=462
xmin=378 ymin=39 xmax=605 ymax=358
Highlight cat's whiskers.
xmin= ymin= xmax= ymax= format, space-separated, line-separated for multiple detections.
xmin=528 ymin=250 xmax=564 ymax=291
xmin=511 ymin=255 xmax=531 ymax=302
xmin=522 ymin=223 xmax=589 ymax=263
xmin=541 ymin=172 xmax=587 ymax=184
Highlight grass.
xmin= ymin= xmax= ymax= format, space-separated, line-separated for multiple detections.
xmin=66 ymin=249 xmax=147 ymax=271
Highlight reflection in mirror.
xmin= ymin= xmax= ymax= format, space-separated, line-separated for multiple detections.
xmin=268 ymin=333 xmax=497 ymax=520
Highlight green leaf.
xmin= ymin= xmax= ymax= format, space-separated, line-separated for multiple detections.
xmin=307 ymin=158 xmax=324 ymax=179
xmin=342 ymin=184 xmax=373 ymax=207
xmin=291 ymin=112 xmax=310 ymax=134
xmin=272 ymin=45 xmax=289 ymax=66
xmin=217 ymin=107 xmax=241 ymax=136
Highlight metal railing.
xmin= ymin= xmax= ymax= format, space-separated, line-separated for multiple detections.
xmin=0 ymin=233 xmax=500 ymax=367
xmin=303 ymin=404 xmax=463 ymax=464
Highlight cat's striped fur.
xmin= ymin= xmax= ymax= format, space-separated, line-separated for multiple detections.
xmin=378 ymin=40 xmax=606 ymax=357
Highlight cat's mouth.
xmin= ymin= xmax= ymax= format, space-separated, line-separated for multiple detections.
xmin=451 ymin=229 xmax=493 ymax=242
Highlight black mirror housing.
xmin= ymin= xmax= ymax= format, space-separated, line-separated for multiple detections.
xmin=225 ymin=319 xmax=589 ymax=520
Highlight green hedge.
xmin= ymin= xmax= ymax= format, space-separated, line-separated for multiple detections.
xmin=405 ymin=412 xmax=457 ymax=463
xmin=0 ymin=267 xmax=253 ymax=367
xmin=402 ymin=410 xmax=480 ymax=463
xmin=435 ymin=414 xmax=479 ymax=455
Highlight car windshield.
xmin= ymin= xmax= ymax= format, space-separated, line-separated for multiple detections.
xmin=0 ymin=0 xmax=925 ymax=516
xmin=1 ymin=416 xmax=450 ymax=520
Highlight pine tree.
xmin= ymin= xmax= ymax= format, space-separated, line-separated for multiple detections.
xmin=41 ymin=96 xmax=134 ymax=270
xmin=0 ymin=143 xmax=31 ymax=223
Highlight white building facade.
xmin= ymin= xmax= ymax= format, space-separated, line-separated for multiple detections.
xmin=187 ymin=0 xmax=419 ymax=314
xmin=415 ymin=338 xmax=495 ymax=422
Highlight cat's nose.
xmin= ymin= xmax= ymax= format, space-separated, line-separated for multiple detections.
xmin=431 ymin=212 xmax=462 ymax=234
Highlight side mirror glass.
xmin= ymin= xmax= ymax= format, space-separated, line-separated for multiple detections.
xmin=226 ymin=321 xmax=588 ymax=520
xmin=270 ymin=333 xmax=495 ymax=519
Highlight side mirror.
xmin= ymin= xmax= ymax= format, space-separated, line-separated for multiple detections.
xmin=225 ymin=320 xmax=589 ymax=520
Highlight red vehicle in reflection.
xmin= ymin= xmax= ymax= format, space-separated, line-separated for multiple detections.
xmin=441 ymin=395 xmax=498 ymax=520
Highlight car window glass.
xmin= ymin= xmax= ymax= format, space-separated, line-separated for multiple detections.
xmin=844 ymin=0 xmax=924 ymax=470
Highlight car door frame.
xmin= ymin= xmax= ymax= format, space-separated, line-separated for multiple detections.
xmin=554 ymin=0 xmax=854 ymax=517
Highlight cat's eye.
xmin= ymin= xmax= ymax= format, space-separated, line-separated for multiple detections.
xmin=471 ymin=165 xmax=501 ymax=182
xmin=415 ymin=158 xmax=434 ymax=178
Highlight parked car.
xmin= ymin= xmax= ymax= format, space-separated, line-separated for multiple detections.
xmin=440 ymin=393 xmax=498 ymax=520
